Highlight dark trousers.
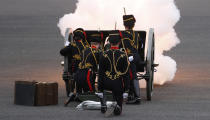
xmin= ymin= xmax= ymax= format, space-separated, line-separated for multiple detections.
xmin=74 ymin=69 xmax=95 ymax=93
xmin=129 ymin=63 xmax=140 ymax=98
xmin=103 ymin=79 xmax=124 ymax=107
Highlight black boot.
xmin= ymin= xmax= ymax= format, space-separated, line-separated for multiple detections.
xmin=74 ymin=93 xmax=82 ymax=102
xmin=114 ymin=105 xmax=122 ymax=115
xmin=64 ymin=93 xmax=75 ymax=106
xmin=100 ymin=97 xmax=107 ymax=113
xmin=101 ymin=105 xmax=107 ymax=113
xmin=63 ymin=72 xmax=71 ymax=97
xmin=126 ymin=97 xmax=141 ymax=104
xmin=104 ymin=102 xmax=117 ymax=117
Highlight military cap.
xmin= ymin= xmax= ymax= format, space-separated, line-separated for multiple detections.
xmin=88 ymin=31 xmax=103 ymax=43
xmin=123 ymin=15 xmax=136 ymax=27
xmin=108 ymin=30 xmax=123 ymax=44
xmin=73 ymin=28 xmax=87 ymax=41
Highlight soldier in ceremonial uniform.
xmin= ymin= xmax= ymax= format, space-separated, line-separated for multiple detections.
xmin=120 ymin=15 xmax=142 ymax=104
xmin=60 ymin=28 xmax=89 ymax=73
xmin=98 ymin=30 xmax=130 ymax=116
xmin=73 ymin=28 xmax=90 ymax=48
xmin=74 ymin=31 xmax=103 ymax=93
xmin=60 ymin=28 xmax=88 ymax=98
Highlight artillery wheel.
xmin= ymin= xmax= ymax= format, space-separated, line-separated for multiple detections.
xmin=145 ymin=28 xmax=155 ymax=101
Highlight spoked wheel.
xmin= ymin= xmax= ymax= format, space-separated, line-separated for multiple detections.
xmin=145 ymin=28 xmax=155 ymax=101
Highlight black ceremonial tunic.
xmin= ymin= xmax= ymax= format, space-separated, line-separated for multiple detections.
xmin=75 ymin=46 xmax=102 ymax=93
xmin=98 ymin=47 xmax=130 ymax=107
xmin=60 ymin=40 xmax=87 ymax=73
xmin=120 ymin=30 xmax=142 ymax=80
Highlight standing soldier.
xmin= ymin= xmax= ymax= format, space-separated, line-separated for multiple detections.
xmin=74 ymin=31 xmax=103 ymax=93
xmin=60 ymin=28 xmax=87 ymax=99
xmin=120 ymin=14 xmax=142 ymax=104
xmin=98 ymin=30 xmax=130 ymax=116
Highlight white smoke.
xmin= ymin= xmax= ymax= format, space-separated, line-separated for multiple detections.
xmin=57 ymin=0 xmax=180 ymax=85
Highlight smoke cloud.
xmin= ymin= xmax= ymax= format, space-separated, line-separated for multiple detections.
xmin=57 ymin=0 xmax=180 ymax=85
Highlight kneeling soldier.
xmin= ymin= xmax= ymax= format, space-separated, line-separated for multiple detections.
xmin=61 ymin=28 xmax=88 ymax=105
xmin=75 ymin=31 xmax=103 ymax=93
xmin=98 ymin=30 xmax=130 ymax=116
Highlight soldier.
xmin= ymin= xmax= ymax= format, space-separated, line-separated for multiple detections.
xmin=97 ymin=30 xmax=130 ymax=116
xmin=74 ymin=28 xmax=90 ymax=48
xmin=120 ymin=14 xmax=142 ymax=104
xmin=60 ymin=28 xmax=87 ymax=99
xmin=74 ymin=31 xmax=103 ymax=93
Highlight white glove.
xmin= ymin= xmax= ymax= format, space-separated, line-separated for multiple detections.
xmin=95 ymin=92 xmax=103 ymax=98
xmin=97 ymin=65 xmax=99 ymax=70
xmin=65 ymin=41 xmax=70 ymax=46
xmin=128 ymin=56 xmax=134 ymax=62
xmin=123 ymin=93 xmax=128 ymax=99
xmin=61 ymin=61 xmax=64 ymax=66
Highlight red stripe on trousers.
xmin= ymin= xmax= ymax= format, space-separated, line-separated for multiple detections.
xmin=129 ymin=69 xmax=133 ymax=80
xmin=86 ymin=70 xmax=93 ymax=91
xmin=122 ymin=79 xmax=125 ymax=88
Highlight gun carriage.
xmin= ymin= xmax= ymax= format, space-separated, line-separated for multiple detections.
xmin=62 ymin=28 xmax=157 ymax=102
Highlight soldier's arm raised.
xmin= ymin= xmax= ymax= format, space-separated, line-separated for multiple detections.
xmin=60 ymin=45 xmax=72 ymax=56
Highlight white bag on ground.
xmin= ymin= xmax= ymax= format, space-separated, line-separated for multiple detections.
xmin=76 ymin=100 xmax=116 ymax=110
